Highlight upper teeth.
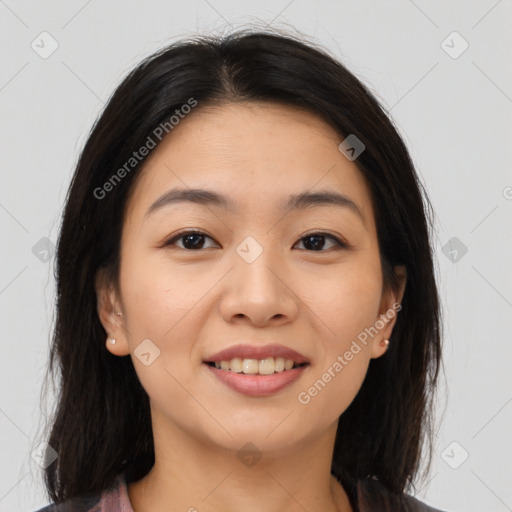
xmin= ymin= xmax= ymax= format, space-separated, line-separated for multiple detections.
xmin=213 ymin=357 xmax=298 ymax=374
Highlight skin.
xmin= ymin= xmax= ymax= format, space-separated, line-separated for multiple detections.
xmin=96 ymin=102 xmax=407 ymax=512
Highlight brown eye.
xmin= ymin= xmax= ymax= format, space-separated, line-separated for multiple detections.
xmin=295 ymin=232 xmax=348 ymax=251
xmin=164 ymin=231 xmax=218 ymax=250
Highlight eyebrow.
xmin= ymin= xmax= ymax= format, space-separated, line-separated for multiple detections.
xmin=144 ymin=187 xmax=365 ymax=222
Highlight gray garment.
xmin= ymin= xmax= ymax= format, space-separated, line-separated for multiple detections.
xmin=32 ymin=472 xmax=448 ymax=512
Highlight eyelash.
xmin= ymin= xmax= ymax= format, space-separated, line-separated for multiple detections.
xmin=162 ymin=230 xmax=350 ymax=252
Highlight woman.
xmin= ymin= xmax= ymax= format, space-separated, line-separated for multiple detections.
xmin=33 ymin=28 xmax=447 ymax=512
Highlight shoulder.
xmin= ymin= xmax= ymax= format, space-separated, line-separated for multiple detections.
xmin=30 ymin=474 xmax=129 ymax=512
xmin=357 ymin=477 xmax=448 ymax=512
xmin=31 ymin=492 xmax=101 ymax=512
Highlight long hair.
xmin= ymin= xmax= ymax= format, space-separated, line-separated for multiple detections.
xmin=39 ymin=26 xmax=443 ymax=504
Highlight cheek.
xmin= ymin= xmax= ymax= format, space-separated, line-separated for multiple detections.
xmin=296 ymin=352 xmax=369 ymax=427
xmin=118 ymin=250 xmax=209 ymax=415
xmin=296 ymin=278 xmax=379 ymax=424
xmin=294 ymin=255 xmax=382 ymax=417
xmin=308 ymin=253 xmax=383 ymax=343
xmin=118 ymin=248 xmax=199 ymax=387
xmin=120 ymin=245 xmax=210 ymax=341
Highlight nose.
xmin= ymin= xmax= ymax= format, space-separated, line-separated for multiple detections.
xmin=219 ymin=246 xmax=299 ymax=328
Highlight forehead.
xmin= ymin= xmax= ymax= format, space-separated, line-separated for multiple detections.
xmin=125 ymin=102 xmax=375 ymax=227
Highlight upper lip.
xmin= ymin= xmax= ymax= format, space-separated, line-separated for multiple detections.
xmin=204 ymin=344 xmax=310 ymax=364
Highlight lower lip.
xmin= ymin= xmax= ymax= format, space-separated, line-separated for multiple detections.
xmin=203 ymin=363 xmax=309 ymax=397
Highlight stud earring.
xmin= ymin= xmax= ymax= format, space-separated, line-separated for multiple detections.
xmin=109 ymin=338 xmax=116 ymax=345
xmin=116 ymin=311 xmax=123 ymax=316
xmin=380 ymin=338 xmax=389 ymax=348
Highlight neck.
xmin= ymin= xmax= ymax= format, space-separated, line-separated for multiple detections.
xmin=127 ymin=410 xmax=353 ymax=512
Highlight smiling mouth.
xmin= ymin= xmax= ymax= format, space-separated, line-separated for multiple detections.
xmin=204 ymin=357 xmax=309 ymax=375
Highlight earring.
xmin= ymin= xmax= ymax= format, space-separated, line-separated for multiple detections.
xmin=380 ymin=338 xmax=389 ymax=348
xmin=109 ymin=338 xmax=116 ymax=345
xmin=116 ymin=311 xmax=123 ymax=316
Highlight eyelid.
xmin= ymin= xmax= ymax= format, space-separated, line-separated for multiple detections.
xmin=297 ymin=231 xmax=351 ymax=250
xmin=162 ymin=229 xmax=218 ymax=248
xmin=162 ymin=229 xmax=351 ymax=250
xmin=301 ymin=230 xmax=349 ymax=243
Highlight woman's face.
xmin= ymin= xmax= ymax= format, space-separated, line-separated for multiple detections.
xmin=98 ymin=101 xmax=406 ymax=453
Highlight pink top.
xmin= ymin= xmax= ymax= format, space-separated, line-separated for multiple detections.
xmin=33 ymin=472 xmax=447 ymax=512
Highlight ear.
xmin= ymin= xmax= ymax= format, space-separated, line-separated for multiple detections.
xmin=370 ymin=264 xmax=407 ymax=359
xmin=95 ymin=267 xmax=130 ymax=356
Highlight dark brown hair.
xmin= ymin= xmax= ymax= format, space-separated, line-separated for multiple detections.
xmin=38 ymin=26 xmax=443 ymax=505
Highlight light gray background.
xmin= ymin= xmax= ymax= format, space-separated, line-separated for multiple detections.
xmin=1 ymin=1 xmax=511 ymax=511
